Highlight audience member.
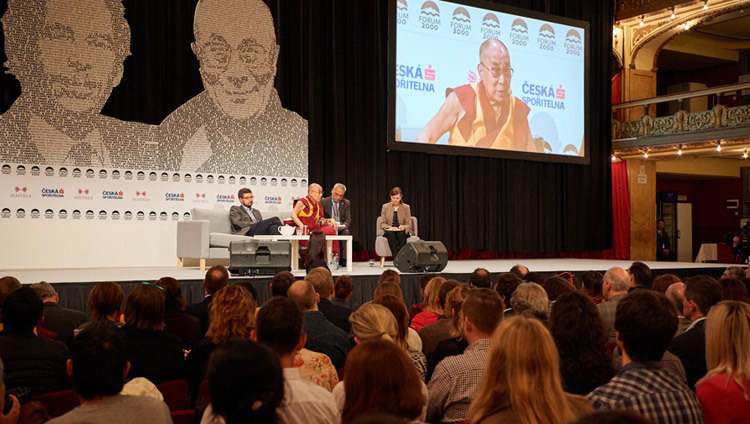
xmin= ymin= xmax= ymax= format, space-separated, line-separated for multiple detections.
xmin=556 ymin=272 xmax=581 ymax=290
xmin=665 ymin=282 xmax=692 ymax=336
xmin=669 ymin=275 xmax=723 ymax=388
xmin=427 ymin=288 xmax=503 ymax=423
xmin=270 ymin=270 xmax=296 ymax=297
xmin=337 ymin=340 xmax=426 ymax=424
xmin=31 ymin=281 xmax=86 ymax=344
xmin=155 ymin=277 xmax=201 ymax=349
xmin=580 ymin=270 xmax=604 ymax=304
xmin=550 ymin=292 xmax=615 ymax=395
xmin=411 ymin=277 xmax=446 ymax=331
xmin=696 ymin=301 xmax=750 ymax=423
xmin=419 ymin=284 xmax=470 ymax=356
xmin=628 ymin=261 xmax=652 ymax=290
xmin=74 ymin=282 xmax=125 ymax=337
xmin=47 ymin=321 xmax=171 ymax=424
xmin=186 ymin=265 xmax=229 ymax=335
xmin=306 ymin=267 xmax=352 ymax=333
xmin=255 ymin=297 xmax=338 ymax=423
xmin=373 ymin=282 xmax=403 ymax=302
xmin=0 ymin=286 xmax=69 ymax=394
xmin=718 ymin=277 xmax=750 ymax=303
xmin=186 ymin=285 xmax=256 ymax=395
xmin=0 ymin=358 xmax=20 ymax=424
xmin=426 ymin=285 xmax=472 ymax=382
xmin=469 ymin=316 xmax=592 ymax=424
xmin=494 ymin=273 xmax=522 ymax=316
xmin=409 ymin=274 xmax=436 ymax=319
xmin=333 ymin=275 xmax=354 ymax=307
xmin=288 ymin=280 xmax=349 ymax=369
xmin=653 ymin=273 xmax=681 ymax=294
xmin=722 ymin=266 xmax=745 ymax=281
xmin=469 ymin=268 xmax=492 ymax=288
xmin=203 ymin=339 xmax=284 ymax=424
xmin=523 ymin=272 xmax=545 ymax=285
xmin=122 ymin=283 xmax=184 ymax=384
xmin=509 ymin=264 xmax=528 ymax=279
xmin=587 ymin=290 xmax=703 ymax=423
xmin=509 ymin=282 xmax=549 ymax=321
xmin=0 ymin=276 xmax=21 ymax=331
xmin=597 ymin=267 xmax=630 ymax=342
xmin=304 ymin=230 xmax=329 ymax=272
xmin=372 ymin=295 xmax=428 ymax=380
xmin=543 ymin=276 xmax=576 ymax=303
xmin=235 ymin=281 xmax=259 ymax=301
xmin=378 ymin=269 xmax=401 ymax=286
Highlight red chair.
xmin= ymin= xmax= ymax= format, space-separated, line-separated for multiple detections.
xmin=171 ymin=409 xmax=197 ymax=424
xmin=195 ymin=380 xmax=211 ymax=410
xmin=31 ymin=389 xmax=80 ymax=418
xmin=156 ymin=379 xmax=190 ymax=411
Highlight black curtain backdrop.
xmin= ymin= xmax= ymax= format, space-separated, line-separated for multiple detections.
xmin=0 ymin=0 xmax=614 ymax=254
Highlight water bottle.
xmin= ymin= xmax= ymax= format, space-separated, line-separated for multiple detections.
xmin=332 ymin=252 xmax=339 ymax=270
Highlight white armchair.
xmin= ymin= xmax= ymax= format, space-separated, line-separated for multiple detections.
xmin=375 ymin=216 xmax=420 ymax=267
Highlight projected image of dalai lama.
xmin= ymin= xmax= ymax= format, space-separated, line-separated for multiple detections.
xmin=160 ymin=0 xmax=307 ymax=176
xmin=416 ymin=38 xmax=539 ymax=152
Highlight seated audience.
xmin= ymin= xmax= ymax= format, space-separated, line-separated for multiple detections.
xmin=696 ymin=301 xmax=750 ymax=423
xmin=122 ymin=283 xmax=184 ymax=384
xmin=427 ymin=288 xmax=503 ymax=423
xmin=426 ymin=285 xmax=472 ymax=381
xmin=509 ymin=282 xmax=549 ymax=322
xmin=494 ymin=273 xmax=522 ymax=316
xmin=186 ymin=265 xmax=229 ymax=335
xmin=509 ymin=264 xmax=528 ymax=279
xmin=333 ymin=275 xmax=354 ymax=307
xmin=597 ymin=267 xmax=630 ymax=342
xmin=523 ymin=272 xmax=544 ymax=285
xmin=30 ymin=281 xmax=86 ymax=344
xmin=0 ymin=286 xmax=69 ymax=394
xmin=307 ymin=267 xmax=352 ymax=333
xmin=721 ymin=266 xmax=745 ymax=281
xmin=0 ymin=358 xmax=20 ymax=424
xmin=372 ymin=296 xmax=428 ymax=380
xmin=74 ymin=282 xmax=125 ymax=337
xmin=665 ymin=282 xmax=692 ymax=336
xmin=47 ymin=322 xmax=171 ymax=424
xmin=718 ymin=277 xmax=750 ymax=303
xmin=203 ymin=339 xmax=284 ymax=424
xmin=270 ymin=270 xmax=296 ymax=297
xmin=572 ymin=410 xmax=653 ymax=424
xmin=156 ymin=277 xmax=201 ymax=349
xmin=587 ymin=290 xmax=703 ymax=423
xmin=186 ymin=285 xmax=256 ymax=394
xmin=628 ymin=261 xmax=652 ymax=290
xmin=543 ymin=276 xmax=576 ymax=303
xmin=0 ymin=276 xmax=21 ymax=333
xmin=419 ymin=284 xmax=470 ymax=356
xmin=255 ymin=297 xmax=338 ymax=422
xmin=669 ymin=275 xmax=723 ymax=389
xmin=373 ymin=281 xmax=403 ymax=302
xmin=379 ymin=269 xmax=401 ymax=286
xmin=337 ymin=340 xmax=426 ymax=424
xmin=468 ymin=315 xmax=592 ymax=424
xmin=580 ymin=270 xmax=604 ymax=304
xmin=653 ymin=273 xmax=681 ymax=294
xmin=411 ymin=277 xmax=445 ymax=331
xmin=304 ymin=230 xmax=329 ymax=272
xmin=550 ymin=291 xmax=615 ymax=395
xmin=409 ymin=274 xmax=436 ymax=319
xmin=469 ymin=268 xmax=492 ymax=288
xmin=288 ymin=280 xmax=349 ymax=369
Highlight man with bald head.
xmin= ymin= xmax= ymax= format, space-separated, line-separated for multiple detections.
xmin=416 ymin=38 xmax=536 ymax=152
xmin=665 ymin=282 xmax=691 ymax=337
xmin=291 ymin=183 xmax=339 ymax=253
xmin=597 ymin=267 xmax=630 ymax=342
xmin=287 ymin=281 xmax=348 ymax=369
xmin=160 ymin=0 xmax=307 ymax=175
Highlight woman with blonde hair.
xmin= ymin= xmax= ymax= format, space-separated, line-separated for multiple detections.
xmin=411 ymin=276 xmax=446 ymax=331
xmin=425 ymin=284 xmax=472 ymax=381
xmin=696 ymin=301 xmax=750 ymax=423
xmin=374 ymin=295 xmax=427 ymax=380
xmin=469 ymin=316 xmax=591 ymax=424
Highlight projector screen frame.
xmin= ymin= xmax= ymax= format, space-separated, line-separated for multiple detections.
xmin=387 ymin=0 xmax=591 ymax=165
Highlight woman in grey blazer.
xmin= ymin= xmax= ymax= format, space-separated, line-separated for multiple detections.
xmin=380 ymin=187 xmax=412 ymax=257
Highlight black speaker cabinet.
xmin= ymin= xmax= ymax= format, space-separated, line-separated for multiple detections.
xmin=393 ymin=241 xmax=448 ymax=273
xmin=229 ymin=240 xmax=291 ymax=276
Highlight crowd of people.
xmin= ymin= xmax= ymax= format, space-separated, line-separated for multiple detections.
xmin=0 ymin=261 xmax=749 ymax=424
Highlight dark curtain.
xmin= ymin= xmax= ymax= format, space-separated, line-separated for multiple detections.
xmin=0 ymin=0 xmax=614 ymax=254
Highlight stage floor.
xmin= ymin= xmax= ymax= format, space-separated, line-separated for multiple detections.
xmin=5 ymin=258 xmax=735 ymax=285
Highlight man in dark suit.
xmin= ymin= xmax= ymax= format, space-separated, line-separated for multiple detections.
xmin=320 ymin=183 xmax=351 ymax=264
xmin=668 ymin=275 xmax=722 ymax=389
xmin=305 ymin=267 xmax=352 ymax=334
xmin=186 ymin=265 xmax=229 ymax=335
xmin=656 ymin=219 xmax=671 ymax=261
xmin=229 ymin=188 xmax=283 ymax=236
xmin=30 ymin=282 xmax=86 ymax=344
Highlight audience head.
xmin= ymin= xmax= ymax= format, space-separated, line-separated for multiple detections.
xmin=334 ymin=275 xmax=354 ymax=300
xmin=494 ymin=273 xmax=522 ymax=306
xmin=2 ymin=286 xmax=43 ymax=335
xmin=628 ymin=261 xmax=652 ymax=289
xmin=470 ymin=315 xmax=574 ymax=424
xmin=703 ymin=301 xmax=750 ymax=384
xmin=235 ymin=282 xmax=258 ymax=302
xmin=304 ymin=230 xmax=327 ymax=268
xmin=683 ymin=275 xmax=722 ymax=321
xmin=718 ymin=277 xmax=750 ymax=303
xmin=556 ymin=272 xmax=581 ymax=290
xmin=723 ymin=266 xmax=745 ymax=281
xmin=204 ymin=265 xmax=229 ymax=295
xmin=124 ymin=283 xmax=166 ymax=332
xmin=510 ymin=282 xmax=550 ymax=320
xmin=88 ymin=282 xmax=124 ymax=321
xmin=543 ymin=277 xmax=576 ymax=302
xmin=155 ymin=277 xmax=186 ymax=311
xmin=580 ymin=271 xmax=603 ymax=299
xmin=287 ymin=280 xmax=318 ymax=311
xmin=509 ymin=264 xmax=528 ymax=278
xmin=342 ymin=339 xmax=424 ymax=424
xmin=445 ymin=284 xmax=472 ymax=339
xmin=665 ymin=282 xmax=686 ymax=315
xmin=602 ymin=267 xmax=630 ymax=299
xmin=378 ymin=269 xmax=401 ymax=286
xmin=373 ymin=295 xmax=410 ymax=349
xmin=423 ymin=276 xmax=446 ymax=314
xmin=207 ymin=339 xmax=284 ymax=424
xmin=206 ymin=285 xmax=257 ymax=344
xmin=256 ymin=297 xmax=304 ymax=357
xmin=373 ymin=281 xmax=403 ymax=302
xmin=652 ymin=273 xmax=681 ymax=294
xmin=30 ymin=281 xmax=57 ymax=302
xmin=0 ymin=276 xmax=21 ymax=308
xmin=615 ymin=290 xmax=677 ymax=362
xmin=418 ymin=274 xmax=436 ymax=295
xmin=523 ymin=272 xmax=545 ymax=285
xmin=437 ymin=280 xmax=460 ymax=312
xmin=270 ymin=271 xmax=296 ymax=297
xmin=462 ymin=288 xmax=503 ymax=338
xmin=69 ymin=321 xmax=128 ymax=400
xmin=469 ymin=268 xmax=492 ymax=288
xmin=305 ymin=266 xmax=334 ymax=300
xmin=349 ymin=303 xmax=398 ymax=344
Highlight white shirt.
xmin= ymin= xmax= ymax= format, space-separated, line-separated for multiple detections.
xmin=407 ymin=328 xmax=423 ymax=352
xmin=685 ymin=316 xmax=706 ymax=332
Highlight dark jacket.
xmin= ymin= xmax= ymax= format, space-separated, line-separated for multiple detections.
xmin=123 ymin=326 xmax=185 ymax=384
xmin=303 ymin=310 xmax=349 ymax=369
xmin=0 ymin=333 xmax=70 ymax=394
xmin=668 ymin=319 xmax=707 ymax=389
xmin=186 ymin=295 xmax=213 ymax=335
xmin=164 ymin=308 xmax=202 ymax=349
xmin=317 ymin=298 xmax=353 ymax=334
xmin=40 ymin=302 xmax=87 ymax=345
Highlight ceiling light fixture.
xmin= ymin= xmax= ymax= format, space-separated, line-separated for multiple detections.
xmin=677 ymin=147 xmax=683 ymax=156
xmin=644 ymin=150 xmax=649 ymax=159
xmin=744 ymin=150 xmax=748 ymax=159
xmin=670 ymin=7 xmax=675 ymax=19
xmin=640 ymin=15 xmax=644 ymax=26
xmin=716 ymin=143 xmax=722 ymax=152
xmin=703 ymin=1 xmax=708 ymax=10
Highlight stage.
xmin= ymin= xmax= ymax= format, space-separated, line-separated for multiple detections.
xmin=6 ymin=258 xmax=733 ymax=314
